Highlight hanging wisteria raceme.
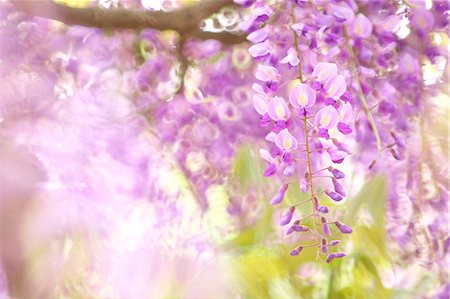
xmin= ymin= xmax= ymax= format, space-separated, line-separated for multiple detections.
xmin=365 ymin=0 xmax=450 ymax=279
xmin=242 ymin=0 xmax=359 ymax=262
xmin=239 ymin=0 xmax=449 ymax=264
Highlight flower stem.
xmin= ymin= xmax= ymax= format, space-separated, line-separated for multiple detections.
xmin=291 ymin=3 xmax=319 ymax=259
xmin=344 ymin=26 xmax=383 ymax=154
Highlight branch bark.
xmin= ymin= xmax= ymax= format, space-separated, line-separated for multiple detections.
xmin=9 ymin=0 xmax=247 ymax=44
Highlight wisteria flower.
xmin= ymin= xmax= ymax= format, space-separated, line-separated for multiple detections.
xmin=249 ymin=40 xmax=271 ymax=57
xmin=246 ymin=27 xmax=268 ymax=43
xmin=324 ymin=75 xmax=346 ymax=99
xmin=268 ymin=96 xmax=290 ymax=121
xmin=289 ymin=83 xmax=316 ymax=109
xmin=331 ymin=3 xmax=355 ymax=23
xmin=253 ymin=93 xmax=269 ymax=115
xmin=280 ymin=47 xmax=300 ymax=67
xmin=275 ymin=128 xmax=298 ymax=152
xmin=351 ymin=13 xmax=373 ymax=38
xmin=312 ymin=62 xmax=338 ymax=82
xmin=255 ymin=64 xmax=279 ymax=82
xmin=315 ymin=106 xmax=339 ymax=129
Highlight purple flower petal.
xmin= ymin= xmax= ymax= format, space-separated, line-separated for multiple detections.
xmin=275 ymin=128 xmax=298 ymax=152
xmin=329 ymin=167 xmax=345 ymax=179
xmin=324 ymin=75 xmax=347 ymax=99
xmin=315 ymin=106 xmax=339 ymax=129
xmin=337 ymin=122 xmax=352 ymax=135
xmin=335 ymin=221 xmax=353 ymax=234
xmin=247 ymin=27 xmax=268 ymax=43
xmin=270 ymin=184 xmax=288 ymax=205
xmin=332 ymin=178 xmax=346 ymax=197
xmin=322 ymin=216 xmax=331 ymax=235
xmin=289 ymin=83 xmax=316 ymax=109
xmin=351 ymin=13 xmax=373 ymax=38
xmin=280 ymin=207 xmax=295 ymax=226
xmin=326 ymin=190 xmax=344 ymax=202
xmin=255 ymin=64 xmax=279 ymax=82
xmin=313 ymin=62 xmax=338 ymax=82
xmin=263 ymin=163 xmax=277 ymax=177
xmin=268 ymin=96 xmax=290 ymax=121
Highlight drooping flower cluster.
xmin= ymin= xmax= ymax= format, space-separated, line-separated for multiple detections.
xmin=240 ymin=0 xmax=363 ymax=262
xmin=239 ymin=0 xmax=449 ymax=266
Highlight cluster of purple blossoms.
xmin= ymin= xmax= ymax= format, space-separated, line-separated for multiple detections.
xmin=239 ymin=0 xmax=365 ymax=262
xmin=238 ymin=0 xmax=449 ymax=266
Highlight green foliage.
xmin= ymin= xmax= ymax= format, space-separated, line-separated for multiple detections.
xmin=226 ymin=175 xmax=395 ymax=299
xmin=232 ymin=145 xmax=264 ymax=191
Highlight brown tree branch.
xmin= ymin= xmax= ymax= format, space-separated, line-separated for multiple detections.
xmin=10 ymin=0 xmax=247 ymax=44
xmin=10 ymin=0 xmax=233 ymax=32
xmin=184 ymin=28 xmax=247 ymax=44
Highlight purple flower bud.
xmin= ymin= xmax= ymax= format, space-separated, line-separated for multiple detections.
xmin=315 ymin=140 xmax=324 ymax=153
xmin=292 ymin=225 xmax=309 ymax=232
xmin=326 ymin=253 xmax=335 ymax=263
xmin=322 ymin=238 xmax=328 ymax=253
xmin=283 ymin=162 xmax=295 ymax=177
xmin=270 ymin=184 xmax=288 ymax=205
xmin=391 ymin=131 xmax=405 ymax=149
xmin=318 ymin=206 xmax=329 ymax=213
xmin=333 ymin=140 xmax=352 ymax=154
xmin=329 ymin=240 xmax=340 ymax=246
xmin=335 ymin=221 xmax=353 ymax=234
xmin=327 ymin=149 xmax=347 ymax=164
xmin=390 ymin=148 xmax=402 ymax=160
xmin=334 ymin=252 xmax=346 ymax=258
xmin=329 ymin=167 xmax=345 ymax=179
xmin=332 ymin=178 xmax=346 ymax=197
xmin=263 ymin=163 xmax=277 ymax=177
xmin=299 ymin=178 xmax=309 ymax=193
xmin=326 ymin=190 xmax=343 ymax=202
xmin=290 ymin=245 xmax=303 ymax=256
xmin=280 ymin=207 xmax=295 ymax=226
xmin=322 ymin=216 xmax=331 ymax=236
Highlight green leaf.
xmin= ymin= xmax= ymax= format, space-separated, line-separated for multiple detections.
xmin=232 ymin=145 xmax=264 ymax=190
